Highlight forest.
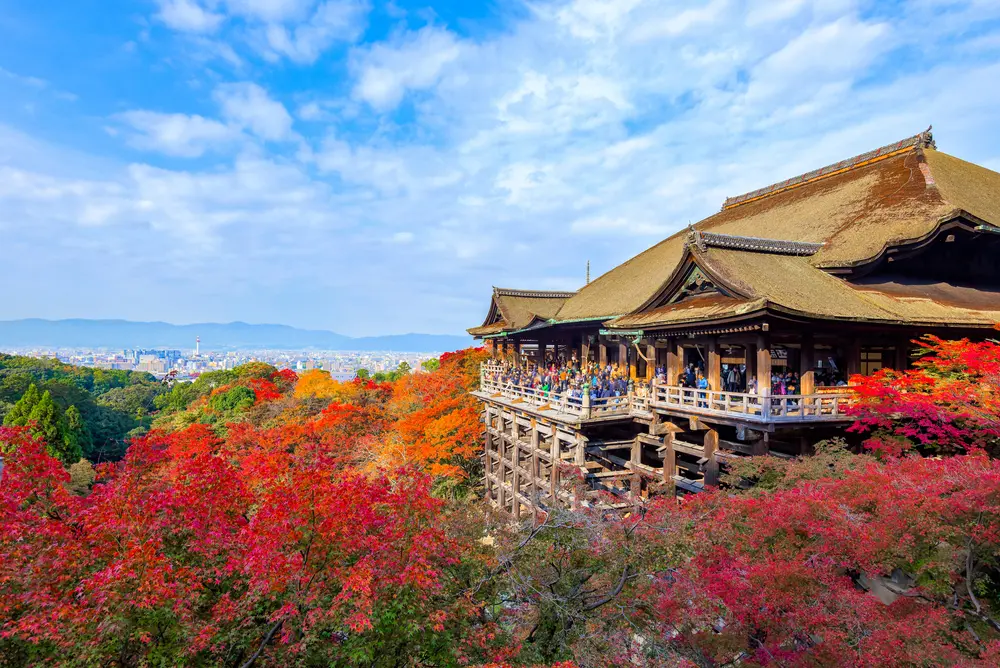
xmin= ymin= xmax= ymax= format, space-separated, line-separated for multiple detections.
xmin=1 ymin=334 xmax=999 ymax=667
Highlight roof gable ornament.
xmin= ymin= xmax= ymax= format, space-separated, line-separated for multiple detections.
xmin=722 ymin=127 xmax=937 ymax=210
xmin=685 ymin=230 xmax=824 ymax=256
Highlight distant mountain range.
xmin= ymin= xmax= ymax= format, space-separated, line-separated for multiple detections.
xmin=0 ymin=319 xmax=474 ymax=353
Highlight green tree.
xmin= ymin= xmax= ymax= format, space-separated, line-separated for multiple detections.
xmin=3 ymin=383 xmax=40 ymax=426
xmin=208 ymin=386 xmax=256 ymax=415
xmin=30 ymin=391 xmax=78 ymax=464
xmin=421 ymin=358 xmax=441 ymax=373
xmin=356 ymin=369 xmax=371 ymax=380
xmin=63 ymin=405 xmax=92 ymax=463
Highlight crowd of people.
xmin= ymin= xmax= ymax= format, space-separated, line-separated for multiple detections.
xmin=485 ymin=356 xmax=848 ymax=405
xmin=484 ymin=357 xmax=639 ymax=404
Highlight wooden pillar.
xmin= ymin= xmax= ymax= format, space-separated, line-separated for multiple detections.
xmin=662 ymin=432 xmax=676 ymax=494
xmin=667 ymin=339 xmax=681 ymax=386
xmin=844 ymin=338 xmax=860 ymax=379
xmin=512 ymin=338 xmax=522 ymax=366
xmin=530 ymin=419 xmax=540 ymax=518
xmin=619 ymin=342 xmax=629 ymax=376
xmin=703 ymin=429 xmax=719 ymax=487
xmin=646 ymin=343 xmax=656 ymax=381
xmin=511 ymin=416 xmax=521 ymax=520
xmin=574 ymin=433 xmax=586 ymax=466
xmin=630 ymin=436 xmax=641 ymax=501
xmin=549 ymin=429 xmax=559 ymax=502
xmin=707 ymin=338 xmax=721 ymax=391
xmin=598 ymin=339 xmax=608 ymax=367
xmin=756 ymin=332 xmax=772 ymax=396
xmin=581 ymin=337 xmax=591 ymax=367
xmin=484 ymin=406 xmax=493 ymax=502
xmin=800 ymin=333 xmax=815 ymax=396
xmin=496 ymin=410 xmax=507 ymax=511
xmin=894 ymin=337 xmax=910 ymax=371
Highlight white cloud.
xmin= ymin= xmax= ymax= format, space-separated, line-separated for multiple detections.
xmin=261 ymin=0 xmax=370 ymax=63
xmin=114 ymin=111 xmax=240 ymax=157
xmin=155 ymin=0 xmax=224 ymax=32
xmin=6 ymin=0 xmax=1000 ymax=335
xmin=351 ymin=26 xmax=461 ymax=110
xmin=223 ymin=0 xmax=316 ymax=22
xmin=0 ymin=66 xmax=47 ymax=89
xmin=215 ymin=82 xmax=295 ymax=140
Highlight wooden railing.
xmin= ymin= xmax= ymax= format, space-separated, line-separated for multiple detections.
xmin=649 ymin=385 xmax=853 ymax=422
xmin=478 ymin=373 xmax=631 ymax=419
xmin=479 ymin=364 xmax=854 ymax=423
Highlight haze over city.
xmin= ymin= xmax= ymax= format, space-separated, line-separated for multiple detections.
xmin=2 ymin=1 xmax=1000 ymax=336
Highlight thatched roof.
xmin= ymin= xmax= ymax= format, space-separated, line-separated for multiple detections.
xmin=467 ymin=288 xmax=574 ymax=337
xmin=470 ymin=130 xmax=1000 ymax=336
xmin=609 ymin=244 xmax=1000 ymax=329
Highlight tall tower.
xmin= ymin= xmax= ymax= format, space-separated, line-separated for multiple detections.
xmin=196 ymin=336 xmax=200 ymax=357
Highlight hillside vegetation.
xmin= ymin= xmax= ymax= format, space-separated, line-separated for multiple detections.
xmin=1 ymin=338 xmax=1000 ymax=667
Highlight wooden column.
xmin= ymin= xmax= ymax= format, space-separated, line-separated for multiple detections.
xmin=707 ymin=338 xmax=721 ymax=391
xmin=530 ymin=419 xmax=540 ymax=518
xmin=598 ymin=339 xmax=608 ymax=367
xmin=703 ymin=429 xmax=719 ymax=487
xmin=894 ymin=337 xmax=910 ymax=371
xmin=496 ymin=410 xmax=507 ymax=511
xmin=512 ymin=338 xmax=522 ymax=366
xmin=800 ymin=333 xmax=815 ymax=396
xmin=662 ymin=432 xmax=676 ymax=494
xmin=510 ymin=416 xmax=521 ymax=520
xmin=581 ymin=337 xmax=591 ymax=367
xmin=756 ymin=332 xmax=772 ymax=396
xmin=619 ymin=342 xmax=629 ymax=376
xmin=667 ymin=339 xmax=681 ymax=385
xmin=549 ymin=430 xmax=559 ymax=502
xmin=484 ymin=406 xmax=493 ymax=502
xmin=630 ymin=436 xmax=641 ymax=501
xmin=845 ymin=339 xmax=861 ymax=379
xmin=646 ymin=343 xmax=656 ymax=380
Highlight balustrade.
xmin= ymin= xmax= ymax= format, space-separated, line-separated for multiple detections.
xmin=479 ymin=364 xmax=854 ymax=423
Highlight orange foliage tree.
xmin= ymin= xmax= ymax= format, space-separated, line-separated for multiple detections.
xmin=385 ymin=348 xmax=488 ymax=479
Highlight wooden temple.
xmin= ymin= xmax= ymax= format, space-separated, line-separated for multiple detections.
xmin=468 ymin=129 xmax=1000 ymax=516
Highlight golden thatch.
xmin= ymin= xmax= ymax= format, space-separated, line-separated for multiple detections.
xmin=470 ymin=131 xmax=1000 ymax=337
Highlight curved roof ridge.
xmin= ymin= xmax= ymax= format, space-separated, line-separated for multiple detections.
xmin=722 ymin=127 xmax=936 ymax=210
xmin=689 ymin=229 xmax=824 ymax=256
xmin=493 ymin=287 xmax=576 ymax=298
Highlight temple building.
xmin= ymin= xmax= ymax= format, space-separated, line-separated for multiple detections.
xmin=468 ymin=129 xmax=1000 ymax=515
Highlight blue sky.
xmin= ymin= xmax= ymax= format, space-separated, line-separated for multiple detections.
xmin=2 ymin=0 xmax=1000 ymax=336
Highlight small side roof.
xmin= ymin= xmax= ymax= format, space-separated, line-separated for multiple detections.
xmin=467 ymin=288 xmax=575 ymax=337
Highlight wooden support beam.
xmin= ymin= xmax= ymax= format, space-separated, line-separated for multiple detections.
xmin=800 ymin=333 xmax=815 ymax=396
xmin=662 ymin=432 xmax=676 ymax=493
xmin=484 ymin=406 xmax=493 ymax=502
xmin=549 ymin=430 xmax=559 ymax=500
xmin=666 ymin=339 xmax=681 ymax=386
xmin=530 ymin=419 xmax=540 ymax=518
xmin=707 ymin=337 xmax=721 ymax=392
xmin=703 ymin=429 xmax=719 ymax=487
xmin=756 ymin=332 xmax=771 ymax=400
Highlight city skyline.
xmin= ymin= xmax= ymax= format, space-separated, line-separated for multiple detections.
xmin=2 ymin=1 xmax=1000 ymax=335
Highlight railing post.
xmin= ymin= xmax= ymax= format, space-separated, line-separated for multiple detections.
xmin=760 ymin=388 xmax=771 ymax=421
